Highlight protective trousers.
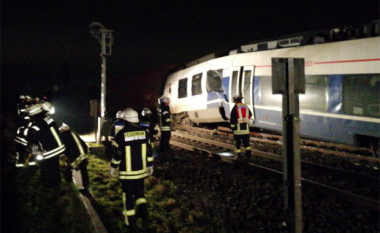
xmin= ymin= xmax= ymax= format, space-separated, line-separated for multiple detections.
xmin=233 ymin=134 xmax=251 ymax=159
xmin=39 ymin=156 xmax=61 ymax=187
xmin=160 ymin=131 xmax=171 ymax=155
xmin=121 ymin=179 xmax=148 ymax=227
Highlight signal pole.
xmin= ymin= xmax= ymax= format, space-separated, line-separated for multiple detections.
xmin=272 ymin=57 xmax=305 ymax=233
xmin=89 ymin=22 xmax=114 ymax=143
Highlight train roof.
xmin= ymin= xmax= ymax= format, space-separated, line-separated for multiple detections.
xmin=172 ymin=19 xmax=379 ymax=73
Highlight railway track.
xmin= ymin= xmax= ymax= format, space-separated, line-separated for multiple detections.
xmin=170 ymin=130 xmax=380 ymax=211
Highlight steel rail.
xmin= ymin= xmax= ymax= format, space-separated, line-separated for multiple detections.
xmin=170 ymin=134 xmax=380 ymax=212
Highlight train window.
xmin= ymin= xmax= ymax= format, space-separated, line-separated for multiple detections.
xmin=343 ymin=74 xmax=380 ymax=117
xmin=243 ymin=70 xmax=251 ymax=104
xmin=178 ymin=78 xmax=188 ymax=99
xmin=231 ymin=71 xmax=239 ymax=100
xmin=259 ymin=76 xmax=281 ymax=107
xmin=300 ymin=75 xmax=328 ymax=112
xmin=259 ymin=75 xmax=328 ymax=112
xmin=192 ymin=73 xmax=203 ymax=96
xmin=206 ymin=70 xmax=223 ymax=92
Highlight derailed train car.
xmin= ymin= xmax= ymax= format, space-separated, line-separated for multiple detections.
xmin=162 ymin=25 xmax=380 ymax=151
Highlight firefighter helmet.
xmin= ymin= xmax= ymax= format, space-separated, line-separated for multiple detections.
xmin=233 ymin=95 xmax=243 ymax=102
xmin=19 ymin=95 xmax=26 ymax=100
xmin=141 ymin=108 xmax=152 ymax=116
xmin=122 ymin=108 xmax=139 ymax=123
xmin=40 ymin=101 xmax=55 ymax=114
xmin=41 ymin=101 xmax=52 ymax=111
xmin=158 ymin=95 xmax=170 ymax=104
xmin=115 ymin=110 xmax=122 ymax=119
xmin=27 ymin=104 xmax=43 ymax=116
xmin=59 ymin=123 xmax=70 ymax=132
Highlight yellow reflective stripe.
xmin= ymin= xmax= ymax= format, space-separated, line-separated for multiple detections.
xmin=115 ymin=126 xmax=123 ymax=135
xmin=147 ymin=157 xmax=154 ymax=162
xmin=246 ymin=147 xmax=251 ymax=150
xmin=123 ymin=193 xmax=127 ymax=210
xmin=70 ymin=154 xmax=87 ymax=168
xmin=142 ymin=143 xmax=147 ymax=169
xmin=126 ymin=146 xmax=131 ymax=172
xmin=119 ymin=173 xmax=148 ymax=180
xmin=31 ymin=126 xmax=40 ymax=131
xmin=123 ymin=209 xmax=136 ymax=216
xmin=235 ymin=149 xmax=241 ymax=153
xmin=111 ymin=158 xmax=120 ymax=164
xmin=71 ymin=132 xmax=85 ymax=155
xmin=112 ymin=141 xmax=119 ymax=147
xmin=43 ymin=144 xmax=65 ymax=158
xmin=50 ymin=127 xmax=63 ymax=146
xmin=119 ymin=169 xmax=147 ymax=175
xmin=136 ymin=198 xmax=147 ymax=205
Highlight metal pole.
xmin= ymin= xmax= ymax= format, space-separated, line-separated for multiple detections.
xmin=272 ymin=58 xmax=305 ymax=233
xmin=89 ymin=22 xmax=113 ymax=144
xmin=283 ymin=58 xmax=302 ymax=233
xmin=101 ymin=54 xmax=106 ymax=117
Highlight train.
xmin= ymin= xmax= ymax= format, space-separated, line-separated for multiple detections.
xmin=162 ymin=22 xmax=380 ymax=154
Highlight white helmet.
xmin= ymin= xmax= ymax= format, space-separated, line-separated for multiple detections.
xmin=40 ymin=101 xmax=55 ymax=114
xmin=158 ymin=95 xmax=170 ymax=104
xmin=141 ymin=108 xmax=152 ymax=116
xmin=19 ymin=95 xmax=26 ymax=100
xmin=59 ymin=123 xmax=70 ymax=132
xmin=122 ymin=108 xmax=139 ymax=123
xmin=115 ymin=110 xmax=122 ymax=119
xmin=27 ymin=104 xmax=43 ymax=116
xmin=41 ymin=101 xmax=52 ymax=112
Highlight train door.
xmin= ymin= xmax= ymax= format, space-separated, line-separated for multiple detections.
xmin=229 ymin=66 xmax=255 ymax=122
xmin=242 ymin=66 xmax=255 ymax=120
xmin=229 ymin=67 xmax=241 ymax=104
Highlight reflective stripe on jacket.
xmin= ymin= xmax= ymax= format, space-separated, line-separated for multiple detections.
xmin=230 ymin=103 xmax=252 ymax=135
xmin=111 ymin=122 xmax=153 ymax=180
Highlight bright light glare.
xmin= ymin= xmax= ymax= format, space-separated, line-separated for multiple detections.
xmin=79 ymin=132 xmax=96 ymax=143
xmin=217 ymin=152 xmax=235 ymax=157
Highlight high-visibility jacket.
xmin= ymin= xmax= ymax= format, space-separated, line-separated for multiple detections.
xmin=157 ymin=104 xmax=172 ymax=132
xmin=111 ymin=122 xmax=153 ymax=180
xmin=14 ymin=123 xmax=37 ymax=167
xmin=28 ymin=115 xmax=65 ymax=160
xmin=230 ymin=103 xmax=252 ymax=135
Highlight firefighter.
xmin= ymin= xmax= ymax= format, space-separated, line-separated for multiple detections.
xmin=107 ymin=110 xmax=126 ymax=159
xmin=58 ymin=123 xmax=90 ymax=192
xmin=27 ymin=103 xmax=65 ymax=187
xmin=157 ymin=96 xmax=172 ymax=158
xmin=140 ymin=108 xmax=159 ymax=160
xmin=17 ymin=95 xmax=27 ymax=116
xmin=230 ymin=95 xmax=252 ymax=160
xmin=14 ymin=117 xmax=36 ymax=168
xmin=17 ymin=95 xmax=31 ymax=128
xmin=110 ymin=108 xmax=154 ymax=230
xmin=109 ymin=110 xmax=126 ymax=142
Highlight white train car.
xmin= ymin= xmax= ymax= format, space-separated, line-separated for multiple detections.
xmin=163 ymin=32 xmax=380 ymax=150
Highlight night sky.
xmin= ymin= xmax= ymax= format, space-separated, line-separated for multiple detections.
xmin=1 ymin=0 xmax=379 ymax=131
